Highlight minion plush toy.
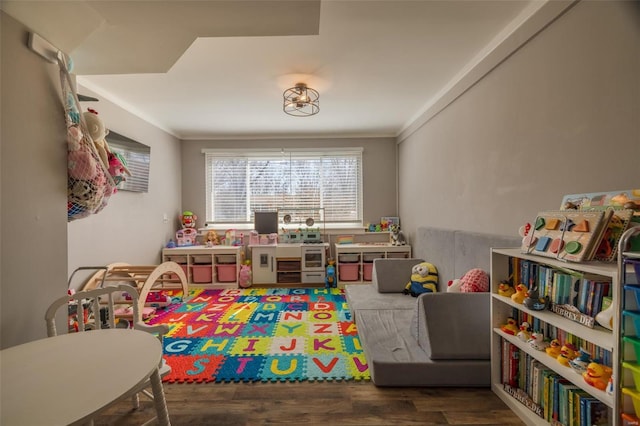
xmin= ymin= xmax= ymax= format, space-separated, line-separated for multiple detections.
xmin=403 ymin=262 xmax=438 ymax=297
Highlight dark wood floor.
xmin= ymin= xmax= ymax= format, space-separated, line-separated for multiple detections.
xmin=95 ymin=381 xmax=525 ymax=425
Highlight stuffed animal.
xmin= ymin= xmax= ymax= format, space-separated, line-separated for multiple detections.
xmin=238 ymin=261 xmax=252 ymax=288
xmin=83 ymin=108 xmax=110 ymax=169
xmin=447 ymin=268 xmax=489 ymax=293
xmin=403 ymin=262 xmax=438 ymax=297
xmin=389 ymin=224 xmax=407 ymax=246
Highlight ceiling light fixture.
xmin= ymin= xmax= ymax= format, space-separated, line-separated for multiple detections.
xmin=283 ymin=83 xmax=319 ymax=117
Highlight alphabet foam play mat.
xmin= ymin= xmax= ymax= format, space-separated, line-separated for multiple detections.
xmin=148 ymin=288 xmax=370 ymax=383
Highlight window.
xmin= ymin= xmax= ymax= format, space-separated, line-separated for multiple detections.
xmin=204 ymin=148 xmax=363 ymax=227
xmin=106 ymin=131 xmax=151 ymax=193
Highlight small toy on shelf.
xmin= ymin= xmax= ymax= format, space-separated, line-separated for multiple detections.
xmin=497 ymin=280 xmax=515 ymax=298
xmin=176 ymin=228 xmax=197 ymax=247
xmin=583 ymin=362 xmax=613 ymax=391
xmin=511 ymin=284 xmax=528 ymax=304
xmin=569 ymin=348 xmax=591 ymax=374
xmin=523 ymin=286 xmax=549 ymax=311
xmin=516 ymin=321 xmax=531 ymax=342
xmin=205 ymin=230 xmax=220 ymax=247
xmin=557 ymin=342 xmax=578 ymax=366
xmin=177 ymin=210 xmax=198 ymax=246
xmin=500 ymin=317 xmax=518 ymax=335
xmin=527 ymin=332 xmax=549 ymax=351
xmin=181 ymin=210 xmax=197 ymax=229
xmin=545 ymin=339 xmax=561 ymax=358
xmin=389 ymin=224 xmax=407 ymax=246
xmin=325 ymin=259 xmax=337 ymax=288
xmin=402 ymin=262 xmax=438 ymax=297
xmin=595 ymin=299 xmax=614 ymax=330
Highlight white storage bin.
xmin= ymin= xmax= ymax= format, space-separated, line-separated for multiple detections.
xmin=215 ymin=254 xmax=236 ymax=264
xmin=192 ymin=255 xmax=212 ymax=264
xmin=363 ymin=252 xmax=385 ymax=262
xmin=166 ymin=255 xmax=187 ymax=264
xmin=338 ymin=253 xmax=360 ymax=263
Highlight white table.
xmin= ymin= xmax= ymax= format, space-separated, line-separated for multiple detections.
xmin=0 ymin=329 xmax=170 ymax=425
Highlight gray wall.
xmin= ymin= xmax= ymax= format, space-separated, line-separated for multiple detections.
xmin=67 ymin=86 xmax=183 ymax=282
xmin=398 ymin=0 xmax=640 ymax=242
xmin=181 ymin=137 xmax=398 ymax=229
xmin=1 ymin=12 xmax=69 ymax=348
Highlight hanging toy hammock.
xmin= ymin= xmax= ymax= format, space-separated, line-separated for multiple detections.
xmin=58 ymin=56 xmax=116 ymax=221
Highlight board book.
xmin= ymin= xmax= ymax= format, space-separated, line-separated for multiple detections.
xmin=521 ymin=210 xmax=612 ymax=262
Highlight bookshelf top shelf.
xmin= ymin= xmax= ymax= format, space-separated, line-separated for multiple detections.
xmin=492 ymin=247 xmax=618 ymax=279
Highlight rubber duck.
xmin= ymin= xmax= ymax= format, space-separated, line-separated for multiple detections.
xmin=498 ymin=280 xmax=515 ymax=298
xmin=545 ymin=339 xmax=561 ymax=358
xmin=500 ymin=317 xmax=519 ymax=335
xmin=516 ymin=321 xmax=531 ymax=342
xmin=557 ymin=343 xmax=578 ymax=366
xmin=528 ymin=332 xmax=549 ymax=351
xmin=523 ymin=287 xmax=549 ymax=311
xmin=583 ymin=362 xmax=613 ymax=391
xmin=511 ymin=284 xmax=528 ymax=304
xmin=569 ymin=349 xmax=591 ymax=374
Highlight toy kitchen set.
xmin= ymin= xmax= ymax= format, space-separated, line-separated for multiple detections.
xmin=249 ymin=209 xmax=329 ymax=285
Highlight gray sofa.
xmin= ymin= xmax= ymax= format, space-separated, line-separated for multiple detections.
xmin=344 ymin=227 xmax=520 ymax=387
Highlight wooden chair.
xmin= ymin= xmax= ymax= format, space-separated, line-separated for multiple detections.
xmin=44 ymin=283 xmax=171 ymax=425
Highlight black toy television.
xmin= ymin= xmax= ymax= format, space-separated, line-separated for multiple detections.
xmin=254 ymin=211 xmax=278 ymax=235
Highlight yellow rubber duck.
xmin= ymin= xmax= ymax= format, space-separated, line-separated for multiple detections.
xmin=510 ymin=284 xmax=528 ymax=304
xmin=545 ymin=339 xmax=561 ymax=358
xmin=557 ymin=343 xmax=578 ymax=366
xmin=583 ymin=362 xmax=613 ymax=391
xmin=498 ymin=280 xmax=515 ymax=298
xmin=500 ymin=317 xmax=519 ymax=335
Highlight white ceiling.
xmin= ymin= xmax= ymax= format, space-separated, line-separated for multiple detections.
xmin=4 ymin=0 xmax=540 ymax=140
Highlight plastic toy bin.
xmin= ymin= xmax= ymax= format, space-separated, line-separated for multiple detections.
xmin=215 ymin=254 xmax=236 ymax=264
xmin=338 ymin=253 xmax=360 ymax=263
xmin=191 ymin=265 xmax=212 ymax=283
xmin=624 ymin=336 xmax=640 ymax=361
xmin=624 ymin=310 xmax=640 ymax=336
xmin=339 ymin=264 xmax=359 ymax=281
xmin=216 ymin=264 xmax=237 ymax=282
xmin=622 ymin=387 xmax=640 ymax=417
xmin=623 ymin=362 xmax=640 ymax=392
xmin=362 ymin=263 xmax=373 ymax=281
xmin=167 ymin=264 xmax=188 ymax=281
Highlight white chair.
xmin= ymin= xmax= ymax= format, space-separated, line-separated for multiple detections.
xmin=45 ymin=283 xmax=171 ymax=425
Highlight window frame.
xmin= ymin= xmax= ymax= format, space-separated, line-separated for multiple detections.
xmin=202 ymin=147 xmax=363 ymax=229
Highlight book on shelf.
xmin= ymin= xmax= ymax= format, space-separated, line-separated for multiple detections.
xmin=498 ymin=337 xmax=612 ymax=425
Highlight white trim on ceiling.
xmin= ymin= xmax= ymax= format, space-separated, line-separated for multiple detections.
xmin=396 ymin=0 xmax=580 ymax=144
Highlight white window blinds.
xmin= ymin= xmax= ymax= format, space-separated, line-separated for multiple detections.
xmin=204 ymin=148 xmax=363 ymax=226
